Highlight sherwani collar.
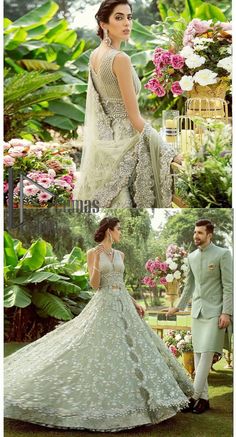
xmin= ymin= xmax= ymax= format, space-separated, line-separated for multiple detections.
xmin=198 ymin=242 xmax=215 ymax=253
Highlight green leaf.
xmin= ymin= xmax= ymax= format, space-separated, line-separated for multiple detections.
xmin=44 ymin=19 xmax=68 ymax=41
xmin=4 ymin=57 xmax=26 ymax=74
xmin=32 ymin=291 xmax=73 ymax=320
xmin=130 ymin=50 xmax=152 ymax=67
xmin=4 ymin=232 xmax=18 ymax=267
xmin=181 ymin=0 xmax=203 ymax=21
xmin=12 ymin=271 xmax=68 ymax=284
xmin=17 ymin=239 xmax=47 ymax=272
xmin=62 ymin=247 xmax=84 ymax=264
xmin=27 ymin=25 xmax=48 ymax=38
xmin=4 ymin=28 xmax=28 ymax=50
xmin=4 ymin=285 xmax=32 ymax=308
xmin=13 ymin=239 xmax=27 ymax=258
xmin=48 ymin=100 xmax=85 ymax=122
xmin=158 ymin=2 xmax=169 ymax=21
xmin=44 ymin=115 xmax=78 ymax=130
xmin=9 ymin=1 xmax=59 ymax=30
xmin=50 ymin=30 xmax=77 ymax=48
xmin=195 ymin=4 xmax=226 ymax=22
xmin=71 ymin=40 xmax=86 ymax=60
xmin=4 ymin=18 xmax=12 ymax=29
xmin=4 ymin=71 xmax=62 ymax=104
xmin=49 ymin=280 xmax=81 ymax=295
xmin=18 ymin=59 xmax=60 ymax=71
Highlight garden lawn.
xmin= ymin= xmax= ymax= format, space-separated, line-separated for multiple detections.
xmin=4 ymin=343 xmax=232 ymax=437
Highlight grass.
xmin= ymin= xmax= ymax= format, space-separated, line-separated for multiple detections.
xmin=4 ymin=344 xmax=233 ymax=437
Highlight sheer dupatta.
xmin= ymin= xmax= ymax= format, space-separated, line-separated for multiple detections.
xmin=73 ymin=71 xmax=175 ymax=208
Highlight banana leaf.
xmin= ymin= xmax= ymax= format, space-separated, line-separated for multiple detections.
xmin=32 ymin=291 xmax=73 ymax=320
xmin=4 ymin=285 xmax=32 ymax=308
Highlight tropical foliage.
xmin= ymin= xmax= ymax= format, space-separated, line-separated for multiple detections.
xmin=4 ymin=231 xmax=92 ymax=341
xmin=4 ymin=0 xmax=89 ymax=140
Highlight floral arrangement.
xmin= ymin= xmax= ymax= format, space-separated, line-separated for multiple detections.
xmin=142 ymin=244 xmax=188 ymax=287
xmin=3 ymin=138 xmax=76 ymax=206
xmin=164 ymin=329 xmax=193 ymax=356
xmin=145 ymin=19 xmax=232 ymax=98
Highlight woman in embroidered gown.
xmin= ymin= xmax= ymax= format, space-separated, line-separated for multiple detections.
xmin=5 ymin=217 xmax=193 ymax=432
xmin=73 ymin=0 xmax=182 ymax=208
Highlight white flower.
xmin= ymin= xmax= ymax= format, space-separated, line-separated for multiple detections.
xmin=166 ymin=274 xmax=174 ymax=282
xmin=217 ymin=56 xmax=232 ymax=73
xmin=174 ymin=270 xmax=181 ymax=279
xmin=181 ymin=264 xmax=188 ymax=272
xmin=169 ymin=261 xmax=178 ymax=271
xmin=194 ymin=69 xmax=218 ymax=86
xmin=185 ymin=54 xmax=206 ymax=68
xmin=184 ymin=334 xmax=192 ymax=342
xmin=179 ymin=75 xmax=194 ymax=91
xmin=166 ymin=257 xmax=173 ymax=264
xmin=176 ymin=334 xmax=182 ymax=341
xmin=183 ymin=257 xmax=188 ymax=264
xmin=180 ymin=46 xmax=194 ymax=58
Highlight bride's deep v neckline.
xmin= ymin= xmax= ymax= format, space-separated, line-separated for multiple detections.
xmin=103 ymin=249 xmax=116 ymax=265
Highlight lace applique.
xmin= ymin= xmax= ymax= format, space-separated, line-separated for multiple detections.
xmin=134 ymin=124 xmax=155 ymax=207
xmin=94 ymin=148 xmax=137 ymax=207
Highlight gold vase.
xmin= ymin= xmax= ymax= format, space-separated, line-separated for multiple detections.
xmin=186 ymin=80 xmax=229 ymax=120
xmin=165 ymin=279 xmax=180 ymax=307
xmin=182 ymin=351 xmax=195 ymax=379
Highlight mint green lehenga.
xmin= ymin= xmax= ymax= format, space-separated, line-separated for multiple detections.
xmin=4 ymin=250 xmax=193 ymax=432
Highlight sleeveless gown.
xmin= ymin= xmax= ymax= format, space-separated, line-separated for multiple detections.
xmin=73 ymin=49 xmax=175 ymax=208
xmin=4 ymin=249 xmax=193 ymax=432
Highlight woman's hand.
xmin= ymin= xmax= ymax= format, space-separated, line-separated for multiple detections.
xmin=135 ymin=303 xmax=145 ymax=318
xmin=93 ymin=244 xmax=105 ymax=260
xmin=173 ymin=154 xmax=183 ymax=165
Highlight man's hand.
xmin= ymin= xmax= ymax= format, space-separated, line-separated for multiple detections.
xmin=218 ymin=313 xmax=231 ymax=329
xmin=135 ymin=303 xmax=145 ymax=318
xmin=166 ymin=307 xmax=179 ymax=318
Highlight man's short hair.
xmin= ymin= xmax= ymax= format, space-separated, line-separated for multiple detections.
xmin=195 ymin=219 xmax=214 ymax=234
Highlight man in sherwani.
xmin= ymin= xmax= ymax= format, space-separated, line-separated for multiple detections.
xmin=167 ymin=219 xmax=232 ymax=414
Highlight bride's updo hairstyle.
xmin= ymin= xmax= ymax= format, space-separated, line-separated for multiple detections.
xmin=95 ymin=0 xmax=132 ymax=39
xmin=94 ymin=217 xmax=120 ymax=242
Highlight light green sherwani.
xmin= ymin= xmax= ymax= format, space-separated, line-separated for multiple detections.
xmin=176 ymin=242 xmax=232 ymax=353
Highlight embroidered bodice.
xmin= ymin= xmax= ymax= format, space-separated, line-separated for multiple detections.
xmin=89 ymin=49 xmax=140 ymax=140
xmin=99 ymin=250 xmax=125 ymax=290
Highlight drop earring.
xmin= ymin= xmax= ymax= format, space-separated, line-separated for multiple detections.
xmin=108 ymin=231 xmax=113 ymax=244
xmin=103 ymin=28 xmax=112 ymax=47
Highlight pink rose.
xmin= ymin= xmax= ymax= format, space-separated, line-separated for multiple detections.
xmin=160 ymin=51 xmax=172 ymax=66
xmin=3 ymin=142 xmax=10 ymax=150
xmin=171 ymin=54 xmax=185 ymax=70
xmin=3 ymin=155 xmax=15 ymax=167
xmin=154 ymin=82 xmax=166 ymax=97
xmin=8 ymin=146 xmax=28 ymax=157
xmin=160 ymin=277 xmax=167 ymax=285
xmin=9 ymin=138 xmax=31 ymax=147
xmin=4 ymin=181 xmax=9 ymax=193
xmin=61 ymin=175 xmax=73 ymax=184
xmin=183 ymin=19 xmax=212 ymax=45
xmin=216 ymin=21 xmax=232 ymax=31
xmin=171 ymin=81 xmax=183 ymax=95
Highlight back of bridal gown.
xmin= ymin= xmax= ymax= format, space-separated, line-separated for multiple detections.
xmin=4 ymin=249 xmax=193 ymax=432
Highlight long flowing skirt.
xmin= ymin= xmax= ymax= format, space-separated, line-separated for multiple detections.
xmin=4 ymin=288 xmax=193 ymax=432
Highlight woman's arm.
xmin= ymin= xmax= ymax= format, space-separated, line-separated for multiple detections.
xmin=113 ymin=53 xmax=145 ymax=133
xmin=113 ymin=53 xmax=182 ymax=164
xmin=87 ymin=248 xmax=101 ymax=289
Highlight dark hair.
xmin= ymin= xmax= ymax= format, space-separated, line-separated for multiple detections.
xmin=95 ymin=0 xmax=132 ymax=39
xmin=94 ymin=217 xmax=120 ymax=242
xmin=195 ymin=219 xmax=214 ymax=234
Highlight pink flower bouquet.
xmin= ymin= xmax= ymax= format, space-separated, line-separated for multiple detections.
xmin=3 ymin=138 xmax=76 ymax=207
xmin=142 ymin=244 xmax=188 ymax=288
xmin=145 ymin=19 xmax=232 ymax=98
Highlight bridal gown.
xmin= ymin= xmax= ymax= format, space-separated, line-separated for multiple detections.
xmin=73 ymin=49 xmax=175 ymax=208
xmin=4 ymin=249 xmax=193 ymax=432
